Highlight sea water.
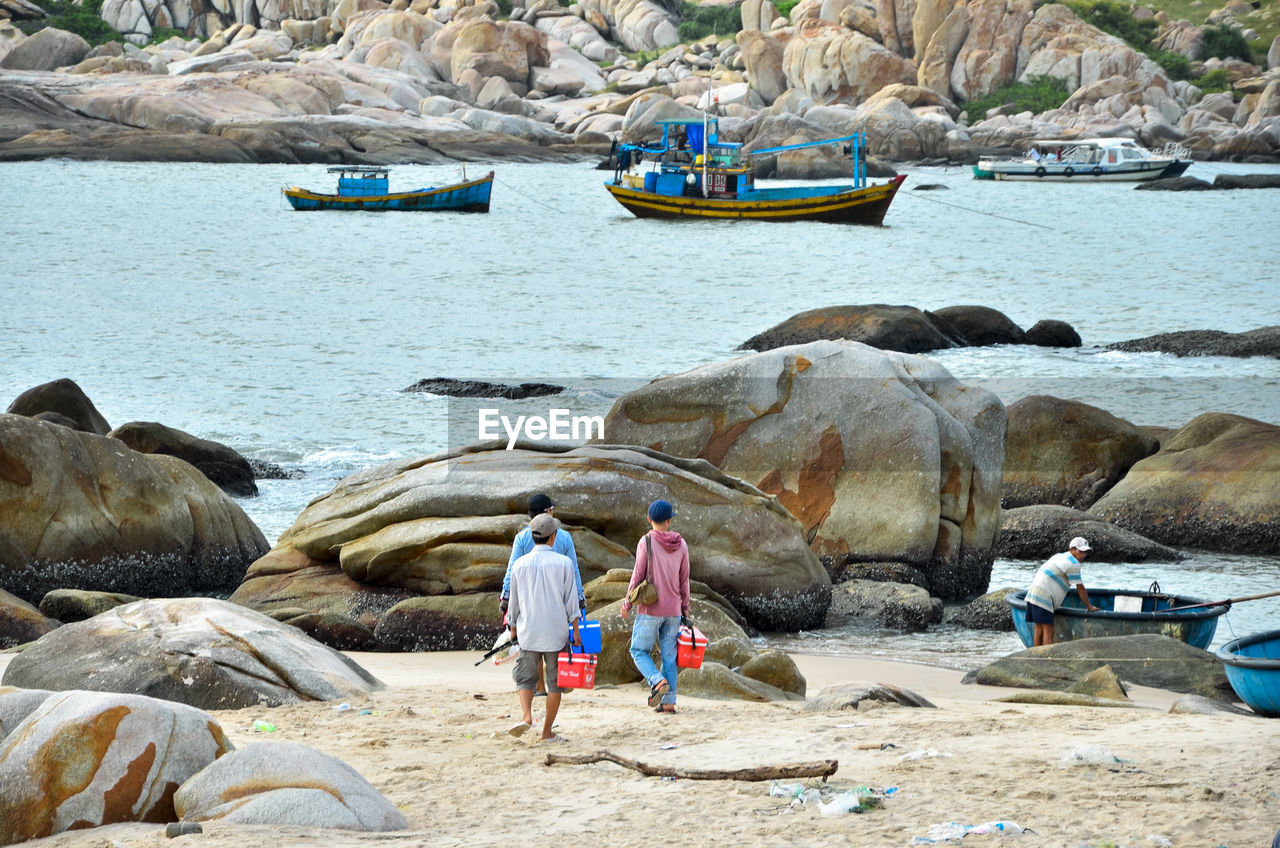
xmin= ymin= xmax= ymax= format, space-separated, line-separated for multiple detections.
xmin=3 ymin=158 xmax=1278 ymax=667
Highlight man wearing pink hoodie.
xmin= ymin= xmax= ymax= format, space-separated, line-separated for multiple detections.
xmin=620 ymin=499 xmax=691 ymax=714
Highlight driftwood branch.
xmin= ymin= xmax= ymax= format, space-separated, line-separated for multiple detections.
xmin=544 ymin=750 xmax=838 ymax=782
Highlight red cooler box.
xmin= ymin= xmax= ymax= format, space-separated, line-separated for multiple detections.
xmin=557 ymin=648 xmax=597 ymax=689
xmin=677 ymin=624 xmax=707 ymax=669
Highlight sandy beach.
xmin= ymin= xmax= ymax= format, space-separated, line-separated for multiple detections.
xmin=3 ymin=650 xmax=1275 ymax=848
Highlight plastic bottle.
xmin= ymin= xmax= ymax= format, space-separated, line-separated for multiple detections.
xmin=253 ymin=720 xmax=277 ymax=732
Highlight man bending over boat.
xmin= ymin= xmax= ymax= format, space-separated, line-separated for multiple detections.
xmin=1025 ymin=537 xmax=1099 ymax=646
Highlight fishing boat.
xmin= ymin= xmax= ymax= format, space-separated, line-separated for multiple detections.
xmin=973 ymin=138 xmax=1191 ymax=182
xmin=1006 ymin=586 xmax=1228 ymax=649
xmin=1217 ymin=629 xmax=1280 ymax=717
xmin=604 ymin=116 xmax=905 ymax=224
xmin=282 ymin=166 xmax=493 ymax=212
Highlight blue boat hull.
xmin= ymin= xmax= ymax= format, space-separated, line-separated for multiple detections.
xmin=1007 ymin=588 xmax=1227 ymax=649
xmin=283 ymin=172 xmax=493 ymax=212
xmin=1217 ymin=629 xmax=1280 ymax=717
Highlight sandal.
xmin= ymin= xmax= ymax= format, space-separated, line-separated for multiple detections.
xmin=647 ymin=679 xmax=670 ymax=708
xmin=653 ymin=704 xmax=677 ymax=714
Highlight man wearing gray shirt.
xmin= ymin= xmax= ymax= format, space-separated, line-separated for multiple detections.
xmin=507 ymin=512 xmax=581 ymax=743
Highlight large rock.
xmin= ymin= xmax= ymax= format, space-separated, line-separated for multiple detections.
xmin=174 ymin=741 xmax=407 ymax=831
xmin=1002 ymin=395 xmax=1159 ymax=509
xmin=831 ymin=579 xmax=943 ymax=631
xmin=6 ymin=378 xmax=110 ymax=434
xmin=1 ymin=598 xmax=383 ymax=709
xmin=37 ymin=588 xmax=143 ymax=622
xmin=737 ymin=29 xmax=788 ymax=106
xmin=576 ymin=0 xmax=679 ymax=52
xmin=950 ymin=0 xmax=1033 ymax=101
xmin=0 ymin=26 xmax=89 ymax=71
xmin=0 ymin=414 xmax=268 ymax=604
xmin=801 ymin=681 xmax=936 ymax=710
xmin=782 ymin=21 xmax=917 ymax=106
xmin=946 ymin=586 xmax=1017 ymax=631
xmin=927 ymin=305 xmax=1025 ymax=346
xmin=962 ymin=634 xmax=1234 ymax=701
xmin=374 ymin=592 xmax=498 ymax=651
xmin=107 ymin=420 xmax=258 ymax=497
xmin=431 ymin=18 xmax=549 ymax=87
xmin=1106 ymin=327 xmax=1280 ymax=359
xmin=0 ymin=589 xmax=56 ymax=648
xmin=996 ymin=505 xmax=1183 ymax=562
xmin=238 ymin=443 xmax=829 ymax=631
xmin=0 ymin=687 xmax=54 ymax=739
xmin=0 ymin=690 xmax=232 ymax=846
xmin=675 ymin=661 xmax=802 ymax=702
xmin=600 ymin=341 xmax=1006 ymax=600
xmin=738 ymin=304 xmax=957 ymax=354
xmin=1089 ymin=413 xmax=1280 ymax=553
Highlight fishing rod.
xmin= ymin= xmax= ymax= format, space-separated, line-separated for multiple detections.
xmin=474 ymin=636 xmax=517 ymax=666
xmin=1167 ymin=588 xmax=1280 ymax=612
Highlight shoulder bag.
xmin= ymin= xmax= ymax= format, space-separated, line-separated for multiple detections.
xmin=626 ymin=534 xmax=660 ymax=606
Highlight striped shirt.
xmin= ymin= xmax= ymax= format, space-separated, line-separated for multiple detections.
xmin=1025 ymin=551 xmax=1082 ymax=612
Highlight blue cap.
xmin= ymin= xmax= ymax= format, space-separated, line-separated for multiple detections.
xmin=647 ymin=499 xmax=674 ymax=522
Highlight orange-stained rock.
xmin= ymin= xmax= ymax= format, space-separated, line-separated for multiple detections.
xmin=0 ymin=690 xmax=232 ymax=845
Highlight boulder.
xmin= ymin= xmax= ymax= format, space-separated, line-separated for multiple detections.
xmin=962 ymin=634 xmax=1234 ymax=701
xmin=402 ymin=377 xmax=564 ymax=399
xmin=107 ymin=420 xmax=258 ymax=497
xmin=1023 ymin=319 xmax=1082 ymax=347
xmin=1134 ymin=176 xmax=1216 ymax=191
xmin=738 ymin=304 xmax=1044 ymax=354
xmin=1066 ymin=664 xmax=1128 ymax=700
xmin=173 ymin=741 xmax=407 ymax=831
xmin=0 ymin=687 xmax=54 ymax=739
xmin=436 ymin=19 xmax=549 ymax=87
xmin=675 ymin=661 xmax=802 ymax=702
xmin=831 ymin=579 xmax=943 ymax=631
xmin=0 ymin=26 xmax=89 ymax=70
xmin=1212 ymin=174 xmax=1280 ymax=189
xmin=800 ymin=681 xmax=936 ymax=710
xmin=738 ymin=650 xmax=806 ymax=697
xmin=1 ymin=598 xmax=383 ymax=710
xmin=1106 ymin=327 xmax=1280 ymax=359
xmin=374 ymin=593 xmax=498 ymax=651
xmin=6 ymin=378 xmax=110 ymax=434
xmin=1002 ymin=395 xmax=1160 ymax=509
xmin=1089 ymin=413 xmax=1280 ymax=553
xmin=576 ymin=0 xmax=678 ymax=52
xmin=276 ymin=611 xmax=378 ymax=651
xmin=0 ymin=690 xmax=232 ymax=846
xmin=926 ymin=305 xmax=1026 ymax=346
xmin=600 ymin=341 xmax=1006 ymax=600
xmin=946 ymin=586 xmax=1017 ymax=631
xmin=0 ymin=414 xmax=268 ymax=604
xmin=37 ymin=588 xmax=142 ymax=622
xmin=0 ymin=589 xmax=56 ymax=648
xmin=230 ymin=556 xmax=417 ymax=632
xmin=703 ymin=636 xmax=756 ymax=669
xmin=949 ymin=0 xmax=1033 ymax=101
xmin=1168 ymin=693 xmax=1256 ymax=716
xmin=996 ymin=505 xmax=1183 ymax=562
xmin=737 ymin=29 xmax=788 ymax=105
xmin=836 ymin=560 xmax=929 ymax=588
xmin=782 ymin=21 xmax=917 ymax=106
xmin=240 ymin=443 xmax=829 ymax=631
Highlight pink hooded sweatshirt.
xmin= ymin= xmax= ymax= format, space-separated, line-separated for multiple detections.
xmin=623 ymin=529 xmax=690 ymax=618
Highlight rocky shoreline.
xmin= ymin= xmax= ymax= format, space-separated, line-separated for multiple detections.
xmin=2 ymin=0 xmax=1279 ymax=165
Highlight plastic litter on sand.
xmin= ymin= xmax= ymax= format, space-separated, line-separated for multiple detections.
xmin=1058 ymin=745 xmax=1131 ymax=767
xmin=767 ymin=781 xmax=896 ymax=815
xmin=252 ymin=720 xmax=276 ymax=732
xmin=910 ymin=821 xmax=1024 ymax=843
xmin=899 ymin=749 xmax=954 ymax=761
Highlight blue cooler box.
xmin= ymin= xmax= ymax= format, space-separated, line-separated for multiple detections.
xmin=578 ymin=619 xmax=601 ymax=654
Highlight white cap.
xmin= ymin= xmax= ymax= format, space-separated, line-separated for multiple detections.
xmin=1069 ymin=536 xmax=1091 ymax=552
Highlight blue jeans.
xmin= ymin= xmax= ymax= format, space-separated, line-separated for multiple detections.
xmin=629 ymin=613 xmax=679 ymax=705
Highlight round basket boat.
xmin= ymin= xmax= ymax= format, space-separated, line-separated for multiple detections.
xmin=1006 ymin=586 xmax=1228 ymax=649
xmin=1216 ymin=629 xmax=1280 ymax=718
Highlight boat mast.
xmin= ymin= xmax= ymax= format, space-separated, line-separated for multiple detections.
xmin=702 ymin=74 xmax=710 ymax=198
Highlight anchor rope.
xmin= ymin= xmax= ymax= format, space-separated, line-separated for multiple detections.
xmin=494 ymin=176 xmax=564 ymax=213
xmin=898 ymin=189 xmax=1053 ymax=230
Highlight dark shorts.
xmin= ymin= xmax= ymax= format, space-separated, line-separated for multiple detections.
xmin=1026 ymin=602 xmax=1055 ymax=624
xmin=513 ymin=647 xmax=568 ymax=694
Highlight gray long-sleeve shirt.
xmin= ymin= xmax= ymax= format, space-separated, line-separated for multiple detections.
xmin=507 ymin=544 xmax=579 ymax=653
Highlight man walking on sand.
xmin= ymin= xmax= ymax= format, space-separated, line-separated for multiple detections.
xmin=1025 ymin=536 xmax=1099 ymax=647
xmin=621 ymin=499 xmax=690 ymax=714
xmin=507 ymin=512 xmax=581 ymax=742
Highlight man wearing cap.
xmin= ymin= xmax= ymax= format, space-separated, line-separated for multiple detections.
xmin=1025 ymin=537 xmax=1099 ymax=646
xmin=500 ymin=493 xmax=584 ymax=616
xmin=621 ymin=499 xmax=691 ymax=714
xmin=506 ymin=513 xmax=581 ymax=742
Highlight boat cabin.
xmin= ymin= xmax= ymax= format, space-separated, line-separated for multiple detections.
xmin=1027 ymin=138 xmax=1160 ymax=166
xmin=331 ymin=165 xmax=390 ymax=197
xmin=630 ymin=118 xmax=755 ymax=199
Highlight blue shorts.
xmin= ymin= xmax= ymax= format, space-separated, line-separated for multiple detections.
xmin=1026 ymin=602 xmax=1054 ymax=624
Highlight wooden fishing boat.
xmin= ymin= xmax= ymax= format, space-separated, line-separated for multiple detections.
xmin=1006 ymin=586 xmax=1228 ymax=649
xmin=283 ymin=166 xmax=493 ymax=212
xmin=605 ymin=117 xmax=905 ymax=224
xmin=1217 ymin=629 xmax=1280 ymax=717
xmin=973 ymin=138 xmax=1191 ymax=182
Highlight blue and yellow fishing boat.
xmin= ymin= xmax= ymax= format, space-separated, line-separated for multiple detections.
xmin=283 ymin=166 xmax=493 ymax=212
xmin=605 ymin=117 xmax=904 ymax=224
